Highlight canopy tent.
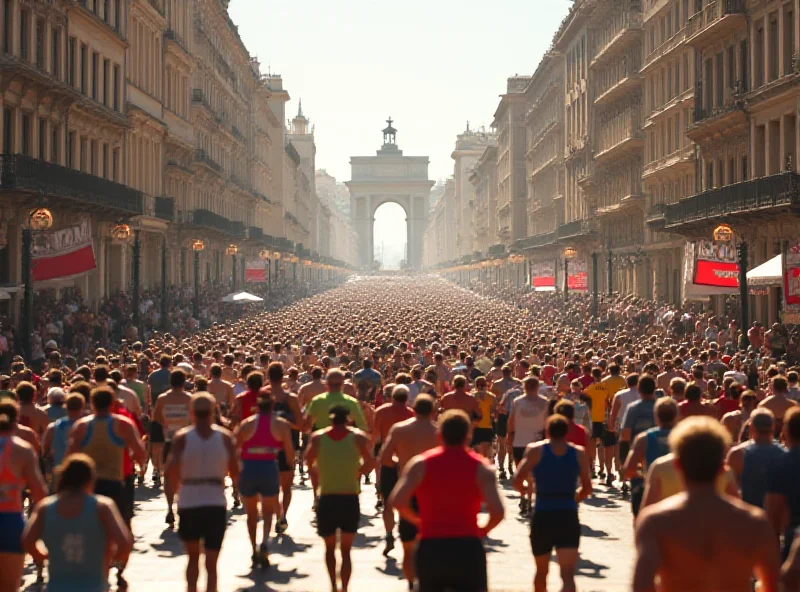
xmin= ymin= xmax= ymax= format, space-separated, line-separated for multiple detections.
xmin=747 ymin=254 xmax=782 ymax=287
xmin=221 ymin=291 xmax=264 ymax=303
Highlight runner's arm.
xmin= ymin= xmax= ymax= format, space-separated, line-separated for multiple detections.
xmin=22 ymin=446 xmax=47 ymax=504
xmin=476 ymin=462 xmax=504 ymax=537
xmin=288 ymin=396 xmax=303 ymax=431
xmin=376 ymin=426 xmax=396 ymax=468
xmin=355 ymin=431 xmax=375 ymax=476
xmin=640 ymin=465 xmax=662 ymax=513
xmin=304 ymin=433 xmax=320 ymax=469
xmin=622 ymin=433 xmax=647 ymax=480
xmin=753 ymin=513 xmax=781 ymax=592
xmin=97 ymin=497 xmax=133 ymax=563
xmin=607 ymin=395 xmax=621 ymax=433
xmin=164 ymin=432 xmax=186 ymax=495
xmin=280 ymin=421 xmax=295 ymax=466
xmin=222 ymin=430 xmax=240 ymax=483
xmin=511 ymin=444 xmax=540 ymax=494
xmin=575 ymin=448 xmax=593 ymax=503
xmin=781 ymin=534 xmax=800 ymax=591
xmin=632 ymin=512 xmax=661 ymax=592
xmin=21 ymin=502 xmax=48 ymax=563
xmin=388 ymin=457 xmax=424 ymax=527
xmin=41 ymin=424 xmax=54 ymax=459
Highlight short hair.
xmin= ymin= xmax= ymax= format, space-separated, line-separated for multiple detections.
xmin=169 ymin=369 xmax=186 ymax=388
xmin=93 ymin=365 xmax=109 ymax=382
xmin=246 ymin=371 xmax=264 ymax=391
xmin=267 ymin=362 xmax=284 ymax=384
xmin=15 ymin=382 xmax=35 ymax=404
xmin=66 ymin=393 xmax=85 ymax=412
xmin=547 ymin=414 xmax=569 ymax=439
xmin=638 ymin=376 xmax=656 ymax=396
xmin=670 ymin=377 xmax=686 ymax=395
xmin=191 ymin=392 xmax=216 ymax=417
xmin=413 ymin=394 xmax=434 ymax=417
xmin=90 ymin=386 xmax=114 ymax=411
xmin=669 ymin=416 xmax=731 ymax=484
xmin=159 ymin=355 xmax=171 ymax=368
xmin=395 ymin=373 xmax=412 ymax=385
xmin=785 ymin=406 xmax=800 ymax=442
xmin=48 ymin=370 xmax=63 ymax=386
xmin=626 ymin=373 xmax=640 ymax=387
xmin=553 ymin=399 xmax=575 ymax=420
xmin=772 ymin=376 xmax=788 ymax=393
xmin=439 ymin=409 xmax=470 ymax=446
xmin=327 ymin=369 xmax=345 ymax=384
xmin=655 ymin=397 xmax=678 ymax=425
xmin=749 ymin=408 xmax=776 ymax=434
xmin=452 ymin=375 xmax=467 ymax=389
xmin=209 ymin=363 xmax=222 ymax=378
xmin=311 ymin=367 xmax=323 ymax=380
xmin=391 ymin=385 xmax=409 ymax=403
xmin=523 ymin=376 xmax=540 ymax=391
xmin=685 ymin=384 xmax=703 ymax=402
xmin=56 ymin=453 xmax=96 ymax=492
xmin=69 ymin=381 xmax=91 ymax=401
xmin=0 ymin=400 xmax=19 ymax=430
xmin=789 ymin=371 xmax=799 ymax=383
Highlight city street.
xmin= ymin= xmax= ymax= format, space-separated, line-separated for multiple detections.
xmin=24 ymin=471 xmax=635 ymax=592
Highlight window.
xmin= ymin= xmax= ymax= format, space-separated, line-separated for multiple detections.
xmin=729 ymin=158 xmax=735 ymax=184
xmin=113 ymin=64 xmax=119 ymax=110
xmin=112 ymin=148 xmax=119 ymax=181
xmin=707 ymin=161 xmax=714 ymax=189
xmin=104 ymin=0 xmax=110 ymax=24
xmin=90 ymin=139 xmax=97 ymax=174
xmin=79 ymin=138 xmax=86 ymax=171
xmin=51 ymin=29 xmax=60 ymax=78
xmin=102 ymin=143 xmax=108 ymax=178
xmin=67 ymin=131 xmax=75 ymax=168
xmin=103 ymin=59 xmax=109 ymax=105
xmin=2 ymin=108 xmax=12 ymax=153
xmin=21 ymin=113 xmax=30 ymax=156
xmin=3 ymin=0 xmax=10 ymax=54
xmin=68 ymin=37 xmax=75 ymax=85
xmin=35 ymin=19 xmax=43 ymax=69
xmin=740 ymin=40 xmax=748 ymax=91
xmin=51 ymin=125 xmax=58 ymax=162
xmin=19 ymin=9 xmax=27 ymax=60
xmin=91 ymin=52 xmax=98 ymax=99
xmin=742 ymin=156 xmax=748 ymax=181
xmin=727 ymin=45 xmax=735 ymax=88
xmin=80 ymin=43 xmax=87 ymax=94
xmin=38 ymin=118 xmax=45 ymax=160
xmin=114 ymin=0 xmax=121 ymax=31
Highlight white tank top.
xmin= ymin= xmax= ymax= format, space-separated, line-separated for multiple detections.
xmin=178 ymin=428 xmax=228 ymax=509
xmin=512 ymin=396 xmax=547 ymax=447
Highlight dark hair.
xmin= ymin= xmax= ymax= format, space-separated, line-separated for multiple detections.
xmin=669 ymin=417 xmax=730 ymax=484
xmin=109 ymin=369 xmax=123 ymax=384
xmin=685 ymin=384 xmax=703 ymax=402
xmin=267 ymin=362 xmax=284 ymax=384
xmin=257 ymin=395 xmax=273 ymax=414
xmin=553 ymin=399 xmax=575 ymax=420
xmin=48 ymin=370 xmax=63 ymax=386
xmin=69 ymin=381 xmax=91 ymax=401
xmin=329 ymin=405 xmax=349 ymax=426
xmin=626 ymin=373 xmax=640 ymax=387
xmin=0 ymin=400 xmax=19 ymax=430
xmin=413 ymin=394 xmax=434 ymax=417
xmin=66 ymin=393 xmax=85 ymax=412
xmin=311 ymin=367 xmax=324 ymax=380
xmin=638 ymin=376 xmax=656 ymax=396
xmin=210 ymin=364 xmax=222 ymax=378
xmin=247 ymin=372 xmax=264 ymax=391
xmin=159 ymin=355 xmax=172 ymax=368
xmin=169 ymin=369 xmax=187 ymax=388
xmin=93 ymin=365 xmax=109 ymax=382
xmin=786 ymin=407 xmax=800 ymax=442
xmin=90 ymin=386 xmax=114 ymax=411
xmin=439 ymin=410 xmax=470 ymax=446
xmin=547 ymin=414 xmax=569 ymax=439
xmin=56 ymin=453 xmax=95 ymax=492
xmin=655 ymin=397 xmax=678 ymax=425
xmin=16 ymin=382 xmax=35 ymax=405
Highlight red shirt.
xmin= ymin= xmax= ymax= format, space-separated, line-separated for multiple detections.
xmin=715 ymin=396 xmax=739 ymax=417
xmin=578 ymin=374 xmax=594 ymax=388
xmin=566 ymin=423 xmax=588 ymax=449
xmin=236 ymin=389 xmax=263 ymax=420
xmin=541 ymin=365 xmax=557 ymax=386
xmin=111 ymin=401 xmax=143 ymax=477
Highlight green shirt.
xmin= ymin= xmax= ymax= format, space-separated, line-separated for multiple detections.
xmin=317 ymin=432 xmax=361 ymax=495
xmin=306 ymin=391 xmax=367 ymax=431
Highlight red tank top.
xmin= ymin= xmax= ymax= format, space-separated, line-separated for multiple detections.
xmin=241 ymin=414 xmax=282 ymax=461
xmin=236 ymin=389 xmax=261 ymax=420
xmin=416 ymin=446 xmax=483 ymax=540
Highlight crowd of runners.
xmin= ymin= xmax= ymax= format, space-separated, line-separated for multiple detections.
xmin=0 ymin=275 xmax=800 ymax=591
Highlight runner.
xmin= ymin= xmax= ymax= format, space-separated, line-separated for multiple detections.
xmin=507 ymin=376 xmax=548 ymax=514
xmin=147 ymin=355 xmax=172 ymax=487
xmin=583 ymin=366 xmax=611 ymax=481
xmin=234 ymin=386 xmax=294 ymax=568
xmin=389 ymin=409 xmax=504 ymax=592
xmin=22 ymin=453 xmax=132 ymax=592
xmin=373 ymin=384 xmax=414 ymax=556
xmin=512 ymin=413 xmax=592 ymax=592
xmin=608 ymin=373 xmax=640 ymax=494
xmin=42 ymin=393 xmax=86 ymax=484
xmin=471 ymin=377 xmax=497 ymax=459
xmin=619 ymin=375 xmax=658 ymax=517
xmin=151 ymin=370 xmax=193 ymax=526
xmin=726 ymin=408 xmax=784 ymax=509
xmin=494 ymin=367 xmax=523 ymax=480
xmin=634 ymin=416 xmax=779 ymax=592
xmin=305 ymin=405 xmax=374 ymax=592
xmin=380 ymin=394 xmax=438 ymax=588
xmin=759 ymin=376 xmax=798 ymax=439
xmin=165 ymin=393 xmax=238 ymax=592
xmin=0 ymin=399 xmax=46 ymax=592
xmin=766 ymin=406 xmax=800 ymax=560
xmin=207 ymin=363 xmax=235 ymax=417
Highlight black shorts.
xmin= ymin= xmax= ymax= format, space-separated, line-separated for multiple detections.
xmin=95 ymin=479 xmax=124 ymax=516
xmin=149 ymin=421 xmax=165 ymax=444
xmin=631 ymin=479 xmax=645 ymax=517
xmin=277 ymin=450 xmax=293 ymax=473
xmin=591 ymin=422 xmax=605 ymax=439
xmin=316 ymin=494 xmax=360 ymax=538
xmin=416 ymin=537 xmax=487 ymax=592
xmin=496 ymin=414 xmax=508 ymax=438
xmin=120 ymin=475 xmax=135 ymax=523
xmin=529 ymin=509 xmax=580 ymax=556
xmin=398 ymin=497 xmax=419 ymax=543
xmin=379 ymin=465 xmax=398 ymax=499
xmin=602 ymin=428 xmax=618 ymax=447
xmin=471 ymin=427 xmax=494 ymax=446
xmin=178 ymin=505 xmax=227 ymax=551
xmin=373 ymin=442 xmax=382 ymax=458
xmin=163 ymin=441 xmax=173 ymax=463
xmin=512 ymin=447 xmax=527 ymax=464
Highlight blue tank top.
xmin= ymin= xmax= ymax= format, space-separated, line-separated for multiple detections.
xmin=741 ymin=441 xmax=785 ymax=508
xmin=48 ymin=405 xmax=68 ymax=423
xmin=532 ymin=443 xmax=579 ymax=512
xmin=52 ymin=417 xmax=78 ymax=468
xmin=42 ymin=495 xmax=107 ymax=592
xmin=644 ymin=427 xmax=672 ymax=468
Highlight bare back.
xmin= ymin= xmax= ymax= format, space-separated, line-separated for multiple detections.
xmin=299 ymin=380 xmax=326 ymax=409
xmin=391 ymin=417 xmax=438 ymax=473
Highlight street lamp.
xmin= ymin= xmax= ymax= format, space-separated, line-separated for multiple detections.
xmin=111 ymin=222 xmax=140 ymax=330
xmin=225 ymin=244 xmax=239 ymax=291
xmin=591 ymin=251 xmax=599 ymax=319
xmin=509 ymin=253 xmax=524 ymax=288
xmin=160 ymin=237 xmax=168 ymax=331
xmin=713 ymin=223 xmax=749 ymax=349
xmin=273 ymin=251 xmax=281 ymax=285
xmin=192 ymin=239 xmax=205 ymax=320
xmin=259 ymin=249 xmax=271 ymax=289
xmin=21 ymin=207 xmax=54 ymax=361
xmin=563 ymin=246 xmax=577 ymax=304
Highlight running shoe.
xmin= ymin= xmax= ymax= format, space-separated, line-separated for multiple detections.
xmin=382 ymin=534 xmax=395 ymax=557
xmin=259 ymin=543 xmax=270 ymax=569
xmin=137 ymin=474 xmax=144 ymax=487
xmin=375 ymin=497 xmax=383 ymax=511
xmin=499 ymin=468 xmax=507 ymax=481
xmin=165 ymin=510 xmax=175 ymax=527
xmin=605 ymin=473 xmax=614 ymax=487
xmin=621 ymin=482 xmax=629 ymax=495
xmin=275 ymin=517 xmax=288 ymax=535
xmin=364 ymin=474 xmax=371 ymax=485
xmin=152 ymin=471 xmax=161 ymax=488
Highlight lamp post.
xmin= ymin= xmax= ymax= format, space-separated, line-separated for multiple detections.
xmin=259 ymin=249 xmax=270 ymax=290
xmin=111 ymin=222 xmax=140 ymax=330
xmin=607 ymin=249 xmax=613 ymax=296
xmin=21 ymin=207 xmax=54 ymax=361
xmin=563 ymin=246 xmax=577 ymax=305
xmin=226 ymin=245 xmax=239 ymax=292
xmin=160 ymin=237 xmax=168 ymax=331
xmin=592 ymin=251 xmax=599 ymax=319
xmin=192 ymin=239 xmax=205 ymax=320
xmin=713 ymin=224 xmax=749 ymax=349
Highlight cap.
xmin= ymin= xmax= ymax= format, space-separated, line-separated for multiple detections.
xmin=45 ymin=340 xmax=58 ymax=350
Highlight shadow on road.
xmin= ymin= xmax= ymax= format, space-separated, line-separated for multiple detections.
xmin=576 ymin=555 xmax=609 ymax=579
xmin=269 ymin=534 xmax=312 ymax=556
xmin=235 ymin=564 xmax=308 ymax=591
xmin=581 ymin=524 xmax=616 ymax=539
xmin=353 ymin=532 xmax=382 ymax=548
xmin=375 ymin=557 xmax=404 ymax=578
xmin=583 ymin=495 xmax=621 ymax=509
xmin=150 ymin=532 xmax=184 ymax=557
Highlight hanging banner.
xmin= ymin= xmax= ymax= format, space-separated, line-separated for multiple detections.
xmin=245 ymin=259 xmax=268 ymax=283
xmin=531 ymin=261 xmax=556 ymax=291
xmin=31 ymin=219 xmax=96 ymax=282
xmin=783 ymin=241 xmax=800 ymax=312
xmin=692 ymin=239 xmax=739 ymax=288
xmin=567 ymin=259 xmax=588 ymax=291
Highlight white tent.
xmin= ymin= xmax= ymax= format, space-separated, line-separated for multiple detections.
xmin=221 ymin=291 xmax=264 ymax=303
xmin=747 ymin=254 xmax=782 ymax=287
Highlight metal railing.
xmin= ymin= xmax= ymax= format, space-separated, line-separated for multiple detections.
xmin=694 ymin=82 xmax=745 ymax=124
xmin=154 ymin=195 xmax=174 ymax=221
xmin=193 ymin=149 xmax=222 ymax=173
xmin=643 ymin=27 xmax=687 ymax=71
xmin=645 ymin=202 xmax=667 ymax=224
xmin=519 ymin=231 xmax=558 ymax=249
xmin=189 ymin=208 xmax=245 ymax=237
xmin=664 ymin=172 xmax=800 ymax=226
xmin=557 ymin=218 xmax=594 ymax=240
xmin=686 ymin=0 xmax=746 ymax=38
xmin=0 ymin=153 xmax=143 ymax=214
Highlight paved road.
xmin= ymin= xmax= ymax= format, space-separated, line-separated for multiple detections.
xmin=22 ymin=470 xmax=634 ymax=592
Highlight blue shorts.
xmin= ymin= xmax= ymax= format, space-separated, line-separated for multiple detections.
xmin=0 ymin=512 xmax=24 ymax=553
xmin=238 ymin=460 xmax=279 ymax=498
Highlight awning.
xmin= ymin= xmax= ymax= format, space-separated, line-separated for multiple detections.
xmin=747 ymin=254 xmax=782 ymax=287
xmin=221 ymin=291 xmax=264 ymax=303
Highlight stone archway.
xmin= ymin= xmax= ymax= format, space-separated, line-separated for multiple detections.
xmin=346 ymin=121 xmax=434 ymax=270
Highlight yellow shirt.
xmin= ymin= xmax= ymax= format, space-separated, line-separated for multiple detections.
xmin=473 ymin=391 xmax=495 ymax=429
xmin=601 ymin=375 xmax=627 ymax=396
xmin=646 ymin=453 xmax=735 ymax=502
xmin=584 ymin=382 xmax=611 ymax=423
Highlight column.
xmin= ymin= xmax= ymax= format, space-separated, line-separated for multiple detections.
xmin=42 ymin=118 xmax=50 ymax=163
xmin=764 ymin=14 xmax=770 ymax=84
xmin=779 ymin=7 xmax=786 ymax=77
xmin=780 ymin=114 xmax=788 ymax=171
xmin=10 ymin=0 xmax=19 ymax=57
xmin=44 ymin=18 xmax=52 ymax=73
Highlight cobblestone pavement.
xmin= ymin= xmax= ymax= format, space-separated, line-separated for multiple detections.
xmin=22 ymin=470 xmax=634 ymax=592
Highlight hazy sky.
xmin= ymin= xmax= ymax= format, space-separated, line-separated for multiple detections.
xmin=228 ymin=0 xmax=573 ymax=184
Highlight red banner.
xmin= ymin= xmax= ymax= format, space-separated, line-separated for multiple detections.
xmin=245 ymin=259 xmax=267 ymax=283
xmin=531 ymin=261 xmax=555 ymax=290
xmin=694 ymin=259 xmax=739 ymax=288
xmin=567 ymin=259 xmax=588 ymax=291
xmin=533 ymin=276 xmax=555 ymax=288
xmin=785 ymin=241 xmax=800 ymax=306
xmin=31 ymin=220 xmax=96 ymax=282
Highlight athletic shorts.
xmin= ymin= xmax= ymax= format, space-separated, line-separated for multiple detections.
xmin=416 ymin=537 xmax=487 ymax=592
xmin=178 ymin=505 xmax=227 ymax=551
xmin=398 ymin=497 xmax=419 ymax=543
xmin=121 ymin=474 xmax=135 ymax=523
xmin=316 ymin=494 xmax=360 ymax=538
xmin=512 ymin=447 xmax=527 ymax=464
xmin=496 ymin=414 xmax=508 ymax=438
xmin=149 ymin=421 xmax=165 ymax=444
xmin=602 ymin=428 xmax=618 ymax=447
xmin=529 ymin=509 xmax=580 ymax=556
xmin=277 ymin=450 xmax=293 ymax=474
xmin=379 ymin=465 xmax=398 ymax=500
xmin=95 ymin=479 xmax=124 ymax=516
xmin=238 ymin=459 xmax=280 ymax=498
xmin=631 ymin=479 xmax=645 ymax=517
xmin=591 ymin=422 xmax=605 ymax=439
xmin=373 ymin=442 xmax=381 ymax=458
xmin=0 ymin=512 xmax=24 ymax=553
xmin=471 ymin=427 xmax=495 ymax=446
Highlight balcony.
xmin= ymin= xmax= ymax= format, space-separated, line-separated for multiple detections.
xmin=147 ymin=0 xmax=165 ymax=17
xmin=164 ymin=29 xmax=188 ymax=54
xmin=230 ymin=172 xmax=250 ymax=192
xmin=193 ymin=149 xmax=222 ymax=174
xmin=686 ymin=0 xmax=746 ymax=48
xmin=0 ymin=154 xmax=144 ymax=214
xmin=247 ymin=226 xmax=264 ymax=242
xmin=518 ymin=231 xmax=558 ymax=250
xmin=594 ymin=129 xmax=645 ymax=163
xmin=594 ymin=72 xmax=642 ymax=107
xmin=153 ymin=195 xmax=174 ymax=221
xmin=191 ymin=89 xmax=221 ymax=123
xmin=642 ymin=144 xmax=696 ymax=179
xmin=688 ymin=84 xmax=746 ymax=141
xmin=642 ymin=27 xmax=688 ymax=74
xmin=189 ymin=208 xmax=245 ymax=238
xmin=557 ymin=218 xmax=595 ymax=241
xmin=590 ymin=13 xmax=642 ymax=69
xmin=664 ymin=172 xmax=800 ymax=230
xmin=645 ymin=203 xmax=668 ymax=227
